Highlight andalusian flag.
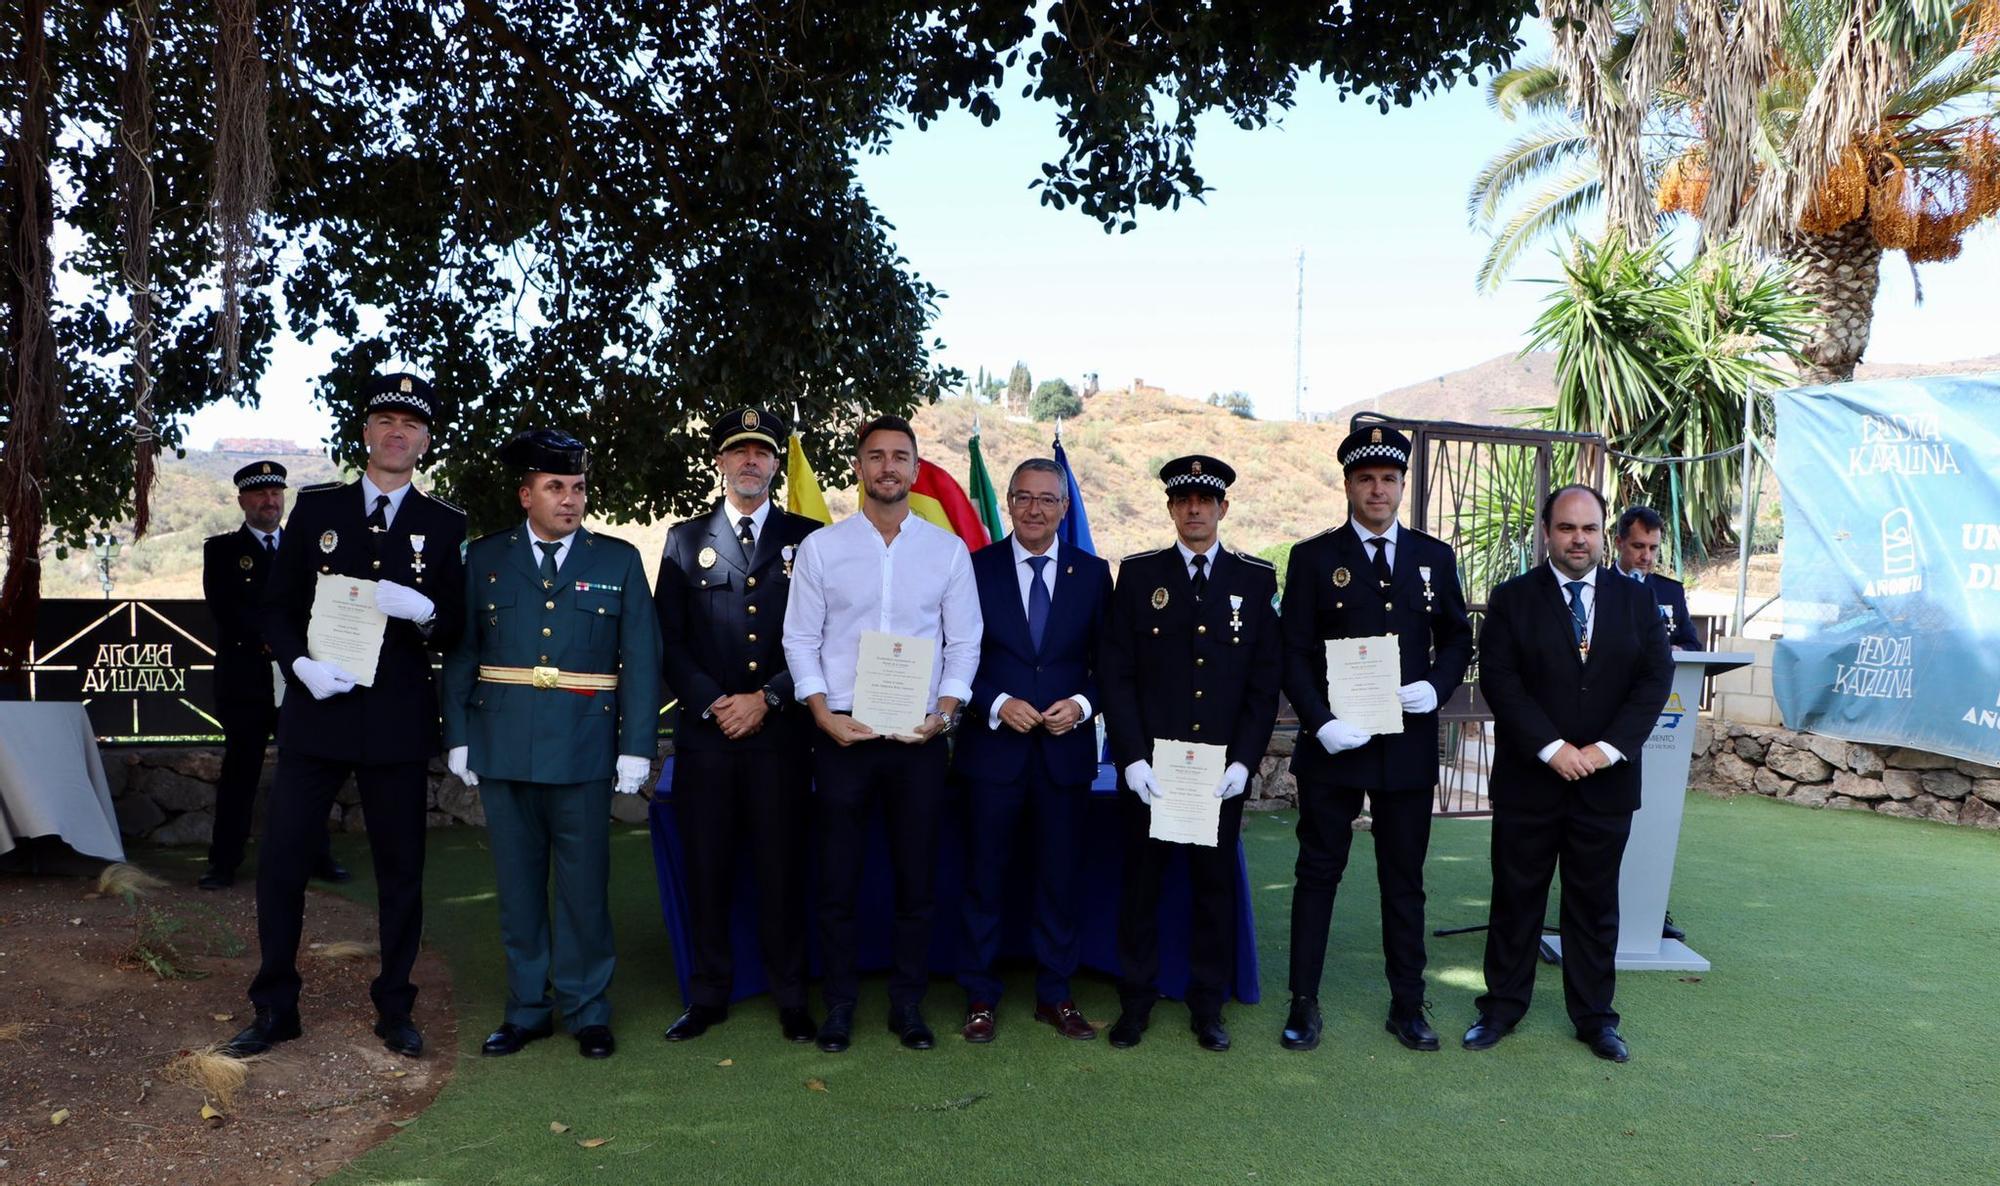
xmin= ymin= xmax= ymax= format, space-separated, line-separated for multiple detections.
xmin=910 ymin=459 xmax=992 ymax=550
xmin=785 ymin=432 xmax=832 ymax=525
xmin=965 ymin=426 xmax=1006 ymax=543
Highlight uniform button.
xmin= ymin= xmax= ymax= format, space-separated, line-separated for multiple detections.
xmin=1151 ymin=627 xmax=1160 ymax=636
xmin=488 ymin=573 xmax=497 ymax=582
xmin=747 ymin=604 xmax=758 ymax=615
xmin=544 ymin=600 xmax=554 ymax=610
xmin=321 ymin=565 xmax=331 ymax=574
xmin=747 ymin=633 xmax=757 ymax=642
xmin=540 ymin=654 xmax=549 ymax=663
xmin=1335 ymin=601 xmax=1344 ymax=609
xmin=1232 ymin=637 xmax=1240 ymax=645
xmin=371 ymin=560 xmax=382 ymax=570
xmin=1196 ymin=657 xmax=1206 ymax=667
xmin=597 ymin=607 xmax=606 ymax=614
xmin=1195 ymin=689 xmax=1204 ymax=699
xmin=487 ymin=602 xmax=496 ymax=611
xmin=747 ymin=577 xmax=758 ymax=589
xmin=748 ymin=661 xmax=759 ymax=672
xmin=1192 ymin=723 xmax=1202 ymax=732
xmin=1197 ymin=625 xmax=1206 ymax=634
xmin=541 ymin=627 xmax=552 ymax=637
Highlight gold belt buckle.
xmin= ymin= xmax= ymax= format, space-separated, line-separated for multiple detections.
xmin=531 ymin=665 xmax=561 ymax=690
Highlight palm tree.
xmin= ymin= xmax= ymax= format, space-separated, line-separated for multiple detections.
xmin=1470 ymin=1 xmax=2000 ymax=383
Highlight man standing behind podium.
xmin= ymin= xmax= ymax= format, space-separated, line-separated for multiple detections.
xmin=225 ymin=373 xmax=466 ymax=1060
xmin=1277 ymin=426 xmax=1472 ymax=1053
xmin=954 ymin=458 xmax=1113 ymax=1044
xmin=198 ymin=461 xmax=344 ymax=891
xmin=1613 ymin=506 xmax=1700 ymax=650
xmin=1464 ymin=485 xmax=1671 ymax=1064
xmin=655 ymin=408 xmax=822 ymax=1045
xmin=782 ymin=414 xmax=982 ymax=1054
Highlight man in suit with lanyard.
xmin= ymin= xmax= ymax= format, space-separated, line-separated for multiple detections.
xmin=198 ymin=461 xmax=344 ymax=890
xmin=655 ymin=408 xmax=822 ymax=1045
xmin=1100 ymin=455 xmax=1280 ymax=1052
xmin=1613 ymin=506 xmax=1700 ymax=650
xmin=442 ymin=429 xmax=661 ymax=1061
xmin=222 ymin=373 xmax=466 ymax=1061
xmin=1464 ymin=484 xmax=1672 ymax=1063
xmin=954 ymin=457 xmax=1113 ymax=1044
xmin=1277 ymin=425 xmax=1473 ymax=1053
xmin=782 ymin=414 xmax=983 ymax=1054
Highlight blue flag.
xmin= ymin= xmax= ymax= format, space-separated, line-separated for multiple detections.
xmin=1052 ymin=433 xmax=1095 ymax=556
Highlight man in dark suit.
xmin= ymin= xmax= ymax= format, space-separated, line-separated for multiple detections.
xmin=1464 ymin=484 xmax=1672 ymax=1064
xmin=1278 ymin=425 xmax=1473 ymax=1053
xmin=1613 ymin=506 xmax=1700 ymax=650
xmin=222 ymin=373 xmax=466 ymax=1061
xmin=198 ymin=461 xmax=343 ymax=890
xmin=954 ymin=457 xmax=1113 ymax=1044
xmin=1100 ymin=455 xmax=1280 ymax=1052
xmin=654 ymin=408 xmax=822 ymax=1045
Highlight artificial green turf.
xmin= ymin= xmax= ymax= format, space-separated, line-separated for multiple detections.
xmin=314 ymin=794 xmax=2000 ymax=1186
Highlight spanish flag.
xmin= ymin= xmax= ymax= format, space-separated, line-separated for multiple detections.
xmin=910 ymin=459 xmax=992 ymax=550
xmin=785 ymin=432 xmax=832 ymax=525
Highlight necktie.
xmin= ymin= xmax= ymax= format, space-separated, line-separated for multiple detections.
xmin=366 ymin=493 xmax=390 ymax=534
xmin=1564 ymin=580 xmax=1589 ymax=645
xmin=737 ymin=515 xmax=756 ymax=560
xmin=537 ymin=540 xmax=561 ymax=584
xmin=1189 ymin=552 xmax=1208 ymax=602
xmin=1369 ymin=536 xmax=1393 ymax=589
xmin=263 ymin=533 xmax=277 ymax=556
xmin=1026 ymin=555 xmax=1051 ymax=652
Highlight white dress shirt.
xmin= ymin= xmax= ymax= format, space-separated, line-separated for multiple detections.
xmin=1536 ymin=563 xmax=1623 ymax=767
xmin=360 ymin=474 xmax=413 ymax=528
xmin=524 ymin=523 xmax=578 ymax=572
xmin=783 ymin=510 xmax=983 ymax=711
xmin=988 ymin=534 xmax=1092 ymax=729
xmin=1174 ymin=538 xmax=1223 ymax=579
xmin=1355 ymin=520 xmax=1399 ymax=572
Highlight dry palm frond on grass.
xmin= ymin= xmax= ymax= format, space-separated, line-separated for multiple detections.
xmin=165 ymin=1044 xmax=262 ymax=1112
xmin=309 ymin=939 xmax=380 ymax=961
xmin=0 ymin=1020 xmax=27 ymax=1042
xmin=97 ymin=862 xmax=168 ymax=898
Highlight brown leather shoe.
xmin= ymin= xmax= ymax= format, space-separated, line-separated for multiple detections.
xmin=1034 ymin=999 xmax=1098 ymax=1041
xmin=962 ymin=1001 xmax=997 ymax=1043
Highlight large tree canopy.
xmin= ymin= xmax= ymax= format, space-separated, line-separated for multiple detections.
xmin=2 ymin=0 xmax=1534 ymax=673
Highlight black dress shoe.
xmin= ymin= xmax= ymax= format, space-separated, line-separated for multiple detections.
xmin=888 ymin=1003 xmax=934 ymax=1050
xmin=1107 ymin=1010 xmax=1149 ymax=1049
xmin=312 ymin=859 xmax=351 ymax=884
xmin=374 ymin=1016 xmax=424 ymax=1058
xmin=778 ymin=1006 xmax=817 ymax=1043
xmin=1462 ymin=1015 xmax=1514 ymax=1051
xmin=1191 ymin=1015 xmax=1231 ymax=1052
xmin=663 ymin=1004 xmax=728 ymax=1042
xmin=576 ymin=1025 xmax=616 ymax=1059
xmin=481 ymin=1020 xmax=553 ymax=1057
xmin=1662 ymin=911 xmax=1686 ymax=942
xmin=1579 ymin=1026 xmax=1630 ymax=1062
xmin=817 ymin=1004 xmax=855 ymax=1053
xmin=1279 ymin=995 xmax=1322 ymax=1052
xmin=222 ymin=1007 xmax=301 ymax=1058
xmin=1386 ymin=1009 xmax=1441 ymax=1052
xmin=197 ymin=867 xmax=234 ymax=891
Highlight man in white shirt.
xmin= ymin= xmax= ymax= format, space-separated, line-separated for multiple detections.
xmin=782 ymin=414 xmax=983 ymax=1053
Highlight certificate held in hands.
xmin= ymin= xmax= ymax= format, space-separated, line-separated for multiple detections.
xmin=852 ymin=630 xmax=935 ymax=737
xmin=1148 ymin=739 xmax=1227 ymax=847
xmin=308 ymin=574 xmax=388 ymax=687
xmin=1326 ymin=634 xmax=1403 ymax=736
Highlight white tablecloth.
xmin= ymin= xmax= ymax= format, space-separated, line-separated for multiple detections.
xmin=0 ymin=702 xmax=126 ymax=861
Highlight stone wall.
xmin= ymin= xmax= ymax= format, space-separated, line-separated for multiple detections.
xmin=1689 ymin=720 xmax=2000 ymax=829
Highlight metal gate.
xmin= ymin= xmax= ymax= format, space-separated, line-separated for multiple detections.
xmin=1351 ymin=414 xmax=1608 ymax=816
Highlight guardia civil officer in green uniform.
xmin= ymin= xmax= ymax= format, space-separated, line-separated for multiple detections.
xmin=440 ymin=429 xmax=662 ymax=1060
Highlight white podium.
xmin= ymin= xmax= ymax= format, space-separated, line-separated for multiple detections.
xmin=1540 ymin=650 xmax=1752 ymax=972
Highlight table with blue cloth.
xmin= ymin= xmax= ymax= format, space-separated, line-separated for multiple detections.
xmin=647 ymin=757 xmax=1260 ymax=1005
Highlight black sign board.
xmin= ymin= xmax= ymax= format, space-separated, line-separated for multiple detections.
xmin=28 ymin=600 xmax=224 ymax=743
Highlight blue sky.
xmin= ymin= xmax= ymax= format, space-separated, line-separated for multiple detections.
xmin=186 ymin=49 xmax=1998 ymax=448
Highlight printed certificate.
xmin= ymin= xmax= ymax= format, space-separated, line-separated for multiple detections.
xmin=307 ymin=574 xmax=388 ymax=687
xmin=1326 ymin=634 xmax=1404 ymax=735
xmin=852 ymin=630 xmax=935 ymax=737
xmin=1148 ymin=739 xmax=1227 ymax=847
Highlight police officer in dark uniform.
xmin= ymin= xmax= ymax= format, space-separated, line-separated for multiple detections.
xmin=198 ymin=461 xmax=344 ymax=890
xmin=1100 ymin=455 xmax=1280 ymax=1052
xmin=222 ymin=373 xmax=466 ymax=1061
xmin=654 ymin=408 xmax=822 ymax=1044
xmin=1277 ymin=425 xmax=1473 ymax=1053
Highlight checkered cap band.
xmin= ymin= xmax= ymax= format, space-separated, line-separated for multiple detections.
xmin=368 ymin=389 xmax=434 ymax=418
xmin=1340 ymin=441 xmax=1409 ymax=468
xmin=1165 ymin=472 xmax=1230 ymax=494
xmin=236 ymin=473 xmax=285 ymax=490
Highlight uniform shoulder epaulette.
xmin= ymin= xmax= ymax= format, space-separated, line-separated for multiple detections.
xmin=468 ymin=528 xmax=512 ymax=547
xmin=1234 ymin=550 xmax=1276 ymax=570
xmin=1121 ymin=546 xmax=1172 ymax=563
xmin=581 ymin=529 xmax=637 ymax=552
xmin=204 ymin=530 xmax=236 ymax=545
xmin=1298 ymin=525 xmax=1340 ymax=545
xmin=296 ymin=480 xmax=343 ymax=494
xmin=423 ymin=491 xmax=465 ymax=516
xmin=1402 ymin=525 xmax=1445 ymax=547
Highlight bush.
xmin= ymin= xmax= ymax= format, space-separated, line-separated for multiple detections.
xmin=1030 ymin=378 xmax=1083 ymax=421
xmin=1207 ymin=390 xmax=1255 ymax=419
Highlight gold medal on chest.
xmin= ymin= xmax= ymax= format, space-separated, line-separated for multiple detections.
xmin=1151 ymin=587 xmax=1169 ymax=610
xmin=319 ymin=530 xmax=338 ymax=554
xmin=1332 ymin=567 xmax=1350 ymax=588
xmin=239 ymin=556 xmax=254 ymax=570
xmin=698 ymin=546 xmax=718 ymax=569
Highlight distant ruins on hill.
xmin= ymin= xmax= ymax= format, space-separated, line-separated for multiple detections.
xmin=214 ymin=437 xmax=313 ymax=455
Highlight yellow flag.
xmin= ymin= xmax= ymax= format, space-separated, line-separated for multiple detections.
xmin=785 ymin=432 xmax=832 ymax=524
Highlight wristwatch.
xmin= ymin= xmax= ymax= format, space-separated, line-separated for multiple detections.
xmin=935 ymin=709 xmax=960 ymax=737
xmin=763 ymin=687 xmax=782 ymax=710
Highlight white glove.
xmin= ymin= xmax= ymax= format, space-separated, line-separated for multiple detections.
xmin=1214 ymin=762 xmax=1250 ymax=800
xmin=1317 ymin=718 xmax=1370 ymax=754
xmin=291 ymin=656 xmax=357 ymax=700
xmin=1397 ymin=681 xmax=1439 ymax=714
xmin=447 ymin=745 xmax=479 ymax=787
xmin=614 ymin=754 xmax=652 ymax=796
xmin=1123 ymin=759 xmax=1161 ymax=806
xmin=374 ymin=580 xmax=436 ymax=623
